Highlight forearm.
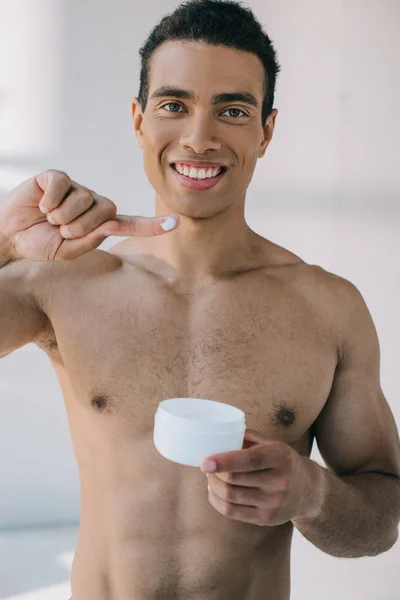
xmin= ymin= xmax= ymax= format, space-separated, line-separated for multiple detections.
xmin=292 ymin=458 xmax=400 ymax=558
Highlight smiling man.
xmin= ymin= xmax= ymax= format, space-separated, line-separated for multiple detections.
xmin=1 ymin=1 xmax=400 ymax=599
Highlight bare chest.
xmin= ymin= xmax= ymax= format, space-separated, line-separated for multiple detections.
xmin=35 ymin=264 xmax=338 ymax=446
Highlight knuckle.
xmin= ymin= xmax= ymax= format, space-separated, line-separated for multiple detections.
xmin=249 ymin=452 xmax=264 ymax=470
xmin=79 ymin=190 xmax=93 ymax=206
xmin=87 ymin=234 xmax=103 ymax=251
xmin=54 ymin=170 xmax=71 ymax=185
xmin=107 ymin=200 xmax=117 ymax=216
xmin=224 ymin=502 xmax=235 ymax=517
xmin=224 ymin=485 xmax=235 ymax=503
xmin=42 ymin=168 xmax=57 ymax=177
xmin=279 ymin=476 xmax=290 ymax=491
xmin=72 ymin=223 xmax=85 ymax=238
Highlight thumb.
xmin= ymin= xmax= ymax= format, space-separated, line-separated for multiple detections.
xmin=243 ymin=428 xmax=268 ymax=447
xmin=98 ymin=214 xmax=180 ymax=238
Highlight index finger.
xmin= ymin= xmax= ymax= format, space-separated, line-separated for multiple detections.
xmin=99 ymin=214 xmax=180 ymax=237
xmin=201 ymin=441 xmax=282 ymax=474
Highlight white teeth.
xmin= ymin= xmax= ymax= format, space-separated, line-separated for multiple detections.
xmin=174 ymin=163 xmax=223 ymax=180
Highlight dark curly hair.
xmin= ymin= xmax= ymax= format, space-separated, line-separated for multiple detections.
xmin=138 ymin=0 xmax=281 ymax=126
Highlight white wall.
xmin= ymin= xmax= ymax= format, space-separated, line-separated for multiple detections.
xmin=0 ymin=0 xmax=399 ymax=597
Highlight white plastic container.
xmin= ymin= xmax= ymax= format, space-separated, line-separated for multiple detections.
xmin=153 ymin=397 xmax=246 ymax=467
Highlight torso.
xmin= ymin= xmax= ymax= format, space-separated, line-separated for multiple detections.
xmin=33 ymin=238 xmax=342 ymax=600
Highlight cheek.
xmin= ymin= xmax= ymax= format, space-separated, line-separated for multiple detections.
xmin=140 ymin=128 xmax=176 ymax=189
xmin=141 ymin=124 xmax=179 ymax=175
xmin=143 ymin=134 xmax=166 ymax=157
xmin=240 ymin=129 xmax=261 ymax=157
xmin=143 ymin=118 xmax=180 ymax=148
xmin=226 ymin=127 xmax=259 ymax=163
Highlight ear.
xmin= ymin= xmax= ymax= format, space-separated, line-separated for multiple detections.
xmin=258 ymin=109 xmax=278 ymax=158
xmin=132 ymin=97 xmax=144 ymax=149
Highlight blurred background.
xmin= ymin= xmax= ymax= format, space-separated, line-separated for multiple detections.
xmin=0 ymin=0 xmax=399 ymax=598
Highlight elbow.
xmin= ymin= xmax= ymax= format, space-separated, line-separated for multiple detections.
xmin=324 ymin=529 xmax=399 ymax=559
xmin=366 ymin=529 xmax=399 ymax=557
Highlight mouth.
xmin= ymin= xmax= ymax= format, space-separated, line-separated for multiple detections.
xmin=170 ymin=163 xmax=228 ymax=191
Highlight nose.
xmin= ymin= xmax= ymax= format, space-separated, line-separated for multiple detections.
xmin=179 ymin=112 xmax=222 ymax=154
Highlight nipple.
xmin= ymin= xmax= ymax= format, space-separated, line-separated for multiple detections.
xmin=274 ymin=405 xmax=296 ymax=428
xmin=91 ymin=393 xmax=112 ymax=413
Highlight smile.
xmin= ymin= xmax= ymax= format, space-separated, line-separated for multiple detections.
xmin=170 ymin=163 xmax=227 ymax=191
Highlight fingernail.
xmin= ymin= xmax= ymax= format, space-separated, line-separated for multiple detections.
xmin=201 ymin=460 xmax=217 ymax=473
xmin=40 ymin=205 xmax=49 ymax=214
xmin=47 ymin=214 xmax=56 ymax=224
xmin=161 ymin=216 xmax=177 ymax=231
xmin=61 ymin=227 xmax=73 ymax=238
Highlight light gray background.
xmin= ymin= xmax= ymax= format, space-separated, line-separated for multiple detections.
xmin=0 ymin=0 xmax=399 ymax=598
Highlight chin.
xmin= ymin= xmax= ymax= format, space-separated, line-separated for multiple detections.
xmin=168 ymin=196 xmax=230 ymax=220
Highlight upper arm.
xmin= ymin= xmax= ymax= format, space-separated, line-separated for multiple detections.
xmin=313 ymin=279 xmax=400 ymax=480
xmin=0 ymin=259 xmax=49 ymax=358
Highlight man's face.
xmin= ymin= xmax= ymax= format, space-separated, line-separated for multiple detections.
xmin=132 ymin=41 xmax=278 ymax=218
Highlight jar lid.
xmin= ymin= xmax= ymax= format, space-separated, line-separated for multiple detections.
xmin=156 ymin=397 xmax=246 ymax=434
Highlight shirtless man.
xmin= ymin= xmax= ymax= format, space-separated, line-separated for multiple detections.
xmin=1 ymin=1 xmax=400 ymax=599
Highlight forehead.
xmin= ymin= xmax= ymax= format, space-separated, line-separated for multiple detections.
xmin=147 ymin=41 xmax=265 ymax=99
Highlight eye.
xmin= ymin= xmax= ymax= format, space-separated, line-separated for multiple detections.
xmin=220 ymin=107 xmax=248 ymax=118
xmin=161 ymin=102 xmax=185 ymax=113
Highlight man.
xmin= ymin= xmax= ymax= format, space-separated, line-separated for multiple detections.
xmin=1 ymin=1 xmax=399 ymax=598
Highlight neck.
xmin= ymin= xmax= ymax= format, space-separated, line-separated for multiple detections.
xmin=148 ymin=193 xmax=264 ymax=283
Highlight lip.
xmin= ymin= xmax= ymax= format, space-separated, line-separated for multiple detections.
xmin=170 ymin=164 xmax=226 ymax=191
xmin=170 ymin=160 xmax=228 ymax=168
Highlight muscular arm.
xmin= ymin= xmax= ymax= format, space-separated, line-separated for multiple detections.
xmin=292 ymin=279 xmax=400 ymax=558
xmin=0 ymin=258 xmax=48 ymax=358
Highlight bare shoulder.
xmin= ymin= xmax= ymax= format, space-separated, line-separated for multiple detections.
xmin=291 ymin=260 xmax=368 ymax=314
xmin=294 ymin=262 xmax=375 ymax=354
xmin=265 ymin=239 xmax=372 ymax=344
xmin=262 ymin=239 xmax=357 ymax=300
xmin=304 ymin=263 xmax=368 ymax=309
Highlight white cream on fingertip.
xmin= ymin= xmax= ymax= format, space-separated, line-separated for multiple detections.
xmin=161 ymin=217 xmax=177 ymax=231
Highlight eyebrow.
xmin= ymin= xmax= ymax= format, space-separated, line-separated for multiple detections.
xmin=149 ymin=86 xmax=259 ymax=108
